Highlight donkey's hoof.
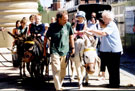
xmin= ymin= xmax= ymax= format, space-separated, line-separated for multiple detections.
xmin=20 ymin=74 xmax=23 ymax=78
xmin=23 ymin=74 xmax=27 ymax=77
xmin=84 ymin=82 xmax=88 ymax=86
xmin=71 ymin=78 xmax=75 ymax=82
xmin=45 ymin=73 xmax=49 ymax=76
xmin=79 ymin=84 xmax=83 ymax=89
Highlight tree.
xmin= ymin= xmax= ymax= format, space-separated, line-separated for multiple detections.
xmin=38 ymin=2 xmax=44 ymax=12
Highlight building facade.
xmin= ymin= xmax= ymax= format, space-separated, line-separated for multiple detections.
xmin=0 ymin=0 xmax=38 ymax=47
xmin=52 ymin=0 xmax=129 ymax=10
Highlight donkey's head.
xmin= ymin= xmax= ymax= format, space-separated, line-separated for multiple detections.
xmin=22 ymin=36 xmax=43 ymax=63
xmin=22 ymin=37 xmax=35 ymax=63
xmin=83 ymin=35 xmax=98 ymax=74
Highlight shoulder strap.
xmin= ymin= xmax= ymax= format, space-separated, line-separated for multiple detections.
xmin=96 ymin=24 xmax=99 ymax=29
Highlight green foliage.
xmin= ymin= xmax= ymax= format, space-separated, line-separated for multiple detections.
xmin=41 ymin=10 xmax=57 ymax=23
xmin=38 ymin=2 xmax=44 ymax=12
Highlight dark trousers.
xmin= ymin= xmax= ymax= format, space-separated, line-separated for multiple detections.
xmin=100 ymin=52 xmax=107 ymax=72
xmin=100 ymin=52 xmax=121 ymax=86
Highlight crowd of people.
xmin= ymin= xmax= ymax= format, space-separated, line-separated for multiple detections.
xmin=12 ymin=14 xmax=52 ymax=43
xmin=12 ymin=10 xmax=123 ymax=90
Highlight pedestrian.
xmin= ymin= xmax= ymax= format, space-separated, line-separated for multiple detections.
xmin=50 ymin=17 xmax=56 ymax=26
xmin=97 ymin=18 xmax=107 ymax=80
xmin=51 ymin=17 xmax=56 ymax=23
xmin=44 ymin=23 xmax=49 ymax=36
xmin=44 ymin=11 xmax=75 ymax=90
xmin=86 ymin=10 xmax=123 ymax=88
xmin=43 ymin=23 xmax=50 ymax=76
xmin=87 ymin=17 xmax=98 ymax=30
xmin=87 ymin=12 xmax=99 ymax=28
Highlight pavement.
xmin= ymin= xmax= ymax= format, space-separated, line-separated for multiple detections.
xmin=0 ymin=48 xmax=135 ymax=90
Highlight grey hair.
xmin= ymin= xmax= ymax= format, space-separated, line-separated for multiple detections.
xmin=102 ymin=10 xmax=114 ymax=21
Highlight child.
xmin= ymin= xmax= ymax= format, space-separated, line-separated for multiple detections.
xmin=29 ymin=14 xmax=45 ymax=41
xmin=74 ymin=11 xmax=87 ymax=39
xmin=28 ymin=14 xmax=36 ymax=36
xmin=18 ymin=17 xmax=28 ymax=37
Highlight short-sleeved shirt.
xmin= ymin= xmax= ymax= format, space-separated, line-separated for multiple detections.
xmin=46 ymin=22 xmax=74 ymax=56
xmin=100 ymin=21 xmax=123 ymax=52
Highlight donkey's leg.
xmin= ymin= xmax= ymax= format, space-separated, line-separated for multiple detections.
xmin=96 ymin=57 xmax=101 ymax=76
xmin=19 ymin=61 xmax=22 ymax=77
xmin=45 ymin=65 xmax=49 ymax=76
xmin=85 ymin=73 xmax=89 ymax=85
xmin=81 ymin=66 xmax=86 ymax=84
xmin=35 ymin=62 xmax=40 ymax=78
xmin=40 ymin=61 xmax=45 ymax=77
xmin=26 ymin=62 xmax=31 ymax=76
xmin=30 ymin=61 xmax=35 ymax=78
xmin=74 ymin=59 xmax=83 ymax=89
xmin=44 ymin=57 xmax=49 ymax=76
xmin=18 ymin=56 xmax=23 ymax=77
xmin=23 ymin=62 xmax=26 ymax=77
xmin=70 ymin=59 xmax=76 ymax=81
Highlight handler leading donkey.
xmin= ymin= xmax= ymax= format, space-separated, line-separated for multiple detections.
xmin=70 ymin=34 xmax=101 ymax=89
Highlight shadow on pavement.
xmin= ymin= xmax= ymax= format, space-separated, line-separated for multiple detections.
xmin=0 ymin=74 xmax=55 ymax=90
xmin=120 ymin=52 xmax=135 ymax=75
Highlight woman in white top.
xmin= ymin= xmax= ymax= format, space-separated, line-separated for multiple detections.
xmin=87 ymin=10 xmax=123 ymax=88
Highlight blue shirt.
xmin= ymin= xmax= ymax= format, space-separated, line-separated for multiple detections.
xmin=30 ymin=23 xmax=45 ymax=36
xmin=76 ymin=23 xmax=84 ymax=31
xmin=100 ymin=21 xmax=123 ymax=52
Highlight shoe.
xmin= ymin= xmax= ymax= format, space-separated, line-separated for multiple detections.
xmin=56 ymin=87 xmax=64 ymax=91
xmin=71 ymin=77 xmax=75 ymax=82
xmin=106 ymin=84 xmax=120 ymax=88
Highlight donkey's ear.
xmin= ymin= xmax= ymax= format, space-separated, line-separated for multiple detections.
xmin=83 ymin=65 xmax=86 ymax=68
xmin=93 ymin=37 xmax=98 ymax=48
xmin=84 ymin=39 xmax=88 ymax=47
xmin=83 ymin=35 xmax=88 ymax=47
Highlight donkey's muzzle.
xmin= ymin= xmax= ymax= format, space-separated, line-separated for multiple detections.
xmin=85 ymin=63 xmax=95 ymax=74
xmin=22 ymin=51 xmax=34 ymax=63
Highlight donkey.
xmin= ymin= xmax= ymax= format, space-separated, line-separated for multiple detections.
xmin=70 ymin=34 xmax=101 ymax=89
xmin=22 ymin=36 xmax=45 ymax=78
xmin=8 ymin=31 xmax=31 ymax=77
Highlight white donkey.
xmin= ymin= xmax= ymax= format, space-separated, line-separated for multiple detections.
xmin=70 ymin=34 xmax=101 ymax=89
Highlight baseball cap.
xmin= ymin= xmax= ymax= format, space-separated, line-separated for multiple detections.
xmin=76 ymin=11 xmax=86 ymax=18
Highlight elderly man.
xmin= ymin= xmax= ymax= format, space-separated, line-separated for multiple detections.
xmin=87 ymin=10 xmax=123 ymax=88
xmin=44 ymin=11 xmax=75 ymax=90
